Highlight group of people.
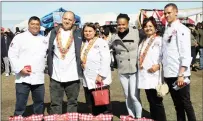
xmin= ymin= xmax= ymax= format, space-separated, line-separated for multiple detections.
xmin=7 ymin=3 xmax=200 ymax=121
xmin=189 ymin=22 xmax=203 ymax=71
xmin=1 ymin=27 xmax=24 ymax=76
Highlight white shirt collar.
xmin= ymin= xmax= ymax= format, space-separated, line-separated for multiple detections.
xmin=166 ymin=19 xmax=180 ymax=28
xmin=27 ymin=30 xmax=40 ymax=37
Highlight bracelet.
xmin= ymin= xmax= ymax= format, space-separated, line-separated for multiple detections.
xmin=178 ymin=74 xmax=184 ymax=77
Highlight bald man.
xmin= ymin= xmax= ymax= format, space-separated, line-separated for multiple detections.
xmin=46 ymin=11 xmax=83 ymax=114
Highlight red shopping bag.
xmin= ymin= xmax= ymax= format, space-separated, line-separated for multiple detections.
xmin=23 ymin=114 xmax=43 ymax=121
xmin=9 ymin=115 xmax=24 ymax=121
xmin=92 ymin=86 xmax=110 ymax=106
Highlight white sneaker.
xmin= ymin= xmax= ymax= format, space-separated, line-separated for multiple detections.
xmin=5 ymin=73 xmax=9 ymax=77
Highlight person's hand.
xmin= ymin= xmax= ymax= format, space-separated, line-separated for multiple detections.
xmin=20 ymin=67 xmax=31 ymax=76
xmin=195 ymin=43 xmax=198 ymax=47
xmin=148 ymin=64 xmax=160 ymax=73
xmin=177 ymin=76 xmax=185 ymax=87
xmin=96 ymin=75 xmax=103 ymax=84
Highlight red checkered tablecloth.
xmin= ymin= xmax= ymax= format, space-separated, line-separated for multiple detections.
xmin=24 ymin=114 xmax=43 ymax=121
xmin=79 ymin=113 xmax=113 ymax=121
xmin=79 ymin=113 xmax=94 ymax=121
xmin=67 ymin=112 xmax=79 ymax=121
xmin=9 ymin=115 xmax=24 ymax=121
xmin=120 ymin=115 xmax=154 ymax=121
xmin=95 ymin=114 xmax=113 ymax=121
xmin=44 ymin=113 xmax=79 ymax=121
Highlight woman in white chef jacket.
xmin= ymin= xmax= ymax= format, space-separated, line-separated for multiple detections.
xmin=137 ymin=16 xmax=167 ymax=121
xmin=81 ymin=22 xmax=112 ymax=116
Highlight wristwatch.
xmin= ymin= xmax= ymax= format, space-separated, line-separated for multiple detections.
xmin=178 ymin=74 xmax=184 ymax=77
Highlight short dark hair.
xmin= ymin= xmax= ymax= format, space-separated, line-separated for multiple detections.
xmin=102 ymin=27 xmax=110 ymax=37
xmin=28 ymin=16 xmax=40 ymax=24
xmin=142 ymin=16 xmax=157 ymax=29
xmin=117 ymin=13 xmax=130 ymax=22
xmin=164 ymin=3 xmax=178 ymax=11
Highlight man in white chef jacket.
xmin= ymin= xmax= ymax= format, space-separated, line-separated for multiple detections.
xmin=8 ymin=16 xmax=47 ymax=116
xmin=46 ymin=11 xmax=82 ymax=114
xmin=162 ymin=3 xmax=196 ymax=121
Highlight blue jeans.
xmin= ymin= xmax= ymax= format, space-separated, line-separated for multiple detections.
xmin=119 ymin=73 xmax=142 ymax=118
xmin=199 ymin=48 xmax=203 ymax=69
xmin=14 ymin=83 xmax=44 ymax=116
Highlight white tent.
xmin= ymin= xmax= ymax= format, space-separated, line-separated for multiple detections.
xmin=81 ymin=12 xmax=117 ymax=26
xmin=13 ymin=20 xmax=28 ymax=31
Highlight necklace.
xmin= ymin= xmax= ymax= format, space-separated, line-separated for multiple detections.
xmin=80 ymin=37 xmax=98 ymax=69
xmin=138 ymin=34 xmax=156 ymax=69
xmin=56 ymin=28 xmax=74 ymax=60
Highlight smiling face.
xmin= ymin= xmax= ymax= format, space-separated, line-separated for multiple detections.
xmin=117 ymin=18 xmax=129 ymax=33
xmin=164 ymin=6 xmax=178 ymax=24
xmin=28 ymin=20 xmax=40 ymax=36
xmin=143 ymin=21 xmax=156 ymax=37
xmin=84 ymin=26 xmax=96 ymax=41
xmin=62 ymin=12 xmax=75 ymax=31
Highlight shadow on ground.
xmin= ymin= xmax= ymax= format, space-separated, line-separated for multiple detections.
xmin=24 ymin=101 xmax=151 ymax=118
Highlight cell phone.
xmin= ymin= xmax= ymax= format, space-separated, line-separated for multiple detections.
xmin=172 ymin=77 xmax=190 ymax=90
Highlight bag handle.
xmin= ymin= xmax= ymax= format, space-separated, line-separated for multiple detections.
xmin=94 ymin=82 xmax=104 ymax=96
xmin=158 ymin=63 xmax=164 ymax=85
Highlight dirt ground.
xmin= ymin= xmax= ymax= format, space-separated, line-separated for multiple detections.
xmin=1 ymin=70 xmax=202 ymax=121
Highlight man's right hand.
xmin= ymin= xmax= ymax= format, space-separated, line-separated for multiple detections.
xmin=20 ymin=68 xmax=31 ymax=76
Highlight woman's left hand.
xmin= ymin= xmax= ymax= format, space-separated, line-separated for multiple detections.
xmin=147 ymin=64 xmax=160 ymax=73
xmin=96 ymin=75 xmax=103 ymax=84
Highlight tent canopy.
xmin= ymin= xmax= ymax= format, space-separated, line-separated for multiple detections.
xmin=41 ymin=7 xmax=81 ymax=29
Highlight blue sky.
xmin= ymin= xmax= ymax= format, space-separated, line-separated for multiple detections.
xmin=2 ymin=1 xmax=202 ymax=31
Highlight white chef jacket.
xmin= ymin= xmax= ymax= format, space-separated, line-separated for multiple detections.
xmin=51 ymin=29 xmax=79 ymax=82
xmin=138 ymin=36 xmax=162 ymax=89
xmin=8 ymin=31 xmax=48 ymax=85
xmin=81 ymin=38 xmax=112 ymax=89
xmin=162 ymin=20 xmax=192 ymax=77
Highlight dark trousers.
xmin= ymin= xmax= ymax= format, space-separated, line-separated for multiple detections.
xmin=49 ymin=78 xmax=80 ymax=114
xmin=14 ymin=83 xmax=44 ymax=116
xmin=145 ymin=89 xmax=167 ymax=121
xmin=83 ymin=85 xmax=112 ymax=116
xmin=191 ymin=46 xmax=197 ymax=65
xmin=164 ymin=77 xmax=196 ymax=121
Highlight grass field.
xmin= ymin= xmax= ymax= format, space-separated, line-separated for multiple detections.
xmin=1 ymin=70 xmax=202 ymax=121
